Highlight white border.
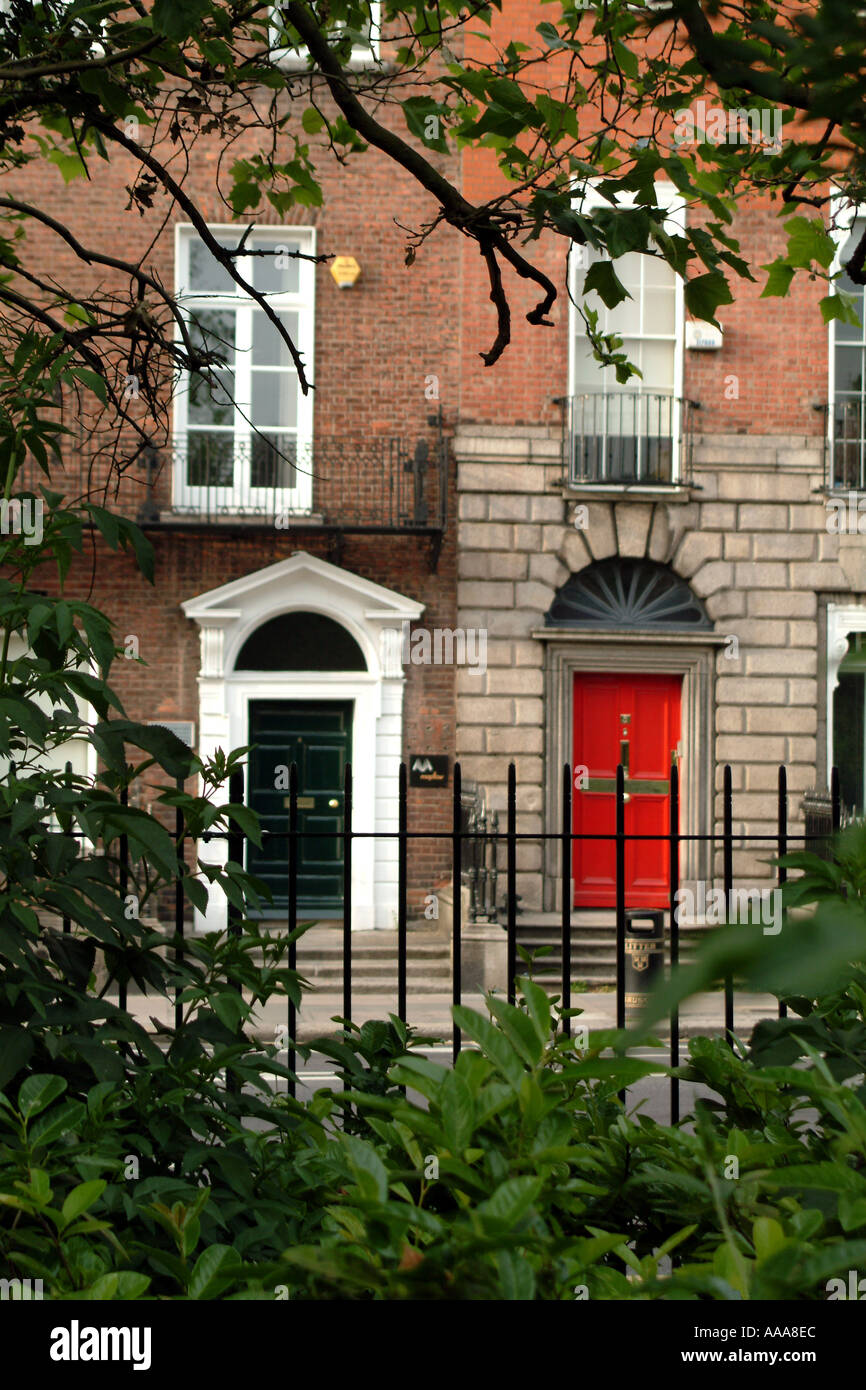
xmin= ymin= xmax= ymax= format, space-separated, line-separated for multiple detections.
xmin=568 ymin=180 xmax=686 ymax=481
xmin=181 ymin=552 xmax=424 ymax=931
xmin=827 ymin=192 xmax=863 ymax=487
xmin=827 ymin=602 xmax=866 ymax=780
xmin=173 ymin=222 xmax=316 ymax=514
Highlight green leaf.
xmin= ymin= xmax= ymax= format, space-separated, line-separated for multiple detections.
xmin=839 ymin=1195 xmax=866 ymax=1233
xmin=536 ymin=20 xmax=566 ymax=51
xmin=820 ymin=292 xmax=861 ymax=326
xmin=784 ymin=215 xmax=835 ymax=270
xmin=497 ymin=1248 xmax=536 ymax=1300
xmin=518 ymin=978 xmax=551 ymax=1046
xmin=301 ymin=107 xmax=325 ymax=135
xmin=70 ymin=367 xmax=108 ymax=404
xmin=29 ymin=1100 xmax=85 ymax=1149
xmin=79 ymin=1272 xmax=151 ymax=1300
xmin=402 ymin=97 xmax=448 ymax=151
xmin=86 ymin=505 xmax=120 ymax=550
xmin=604 ymin=208 xmax=650 ymax=259
xmin=188 ymin=1244 xmax=242 ymax=1300
xmin=485 ymin=996 xmax=545 ymax=1066
xmin=753 ymin=1216 xmax=786 ymax=1262
xmin=584 ymin=259 xmax=629 ymax=309
xmin=93 ymin=719 xmax=194 ymax=780
xmin=151 ymin=0 xmax=210 ymax=40
xmin=48 ymin=150 xmax=89 ymax=183
xmin=761 ymin=260 xmax=795 ymax=298
xmin=61 ymin=1180 xmax=106 ymax=1229
xmin=452 ymin=1006 xmax=525 ymax=1091
xmin=343 ymin=1136 xmax=389 ymax=1204
xmin=439 ymin=1069 xmax=475 ymax=1153
xmin=212 ymin=991 xmax=245 ymax=1033
xmin=0 ymin=1028 xmax=34 ymax=1091
xmin=18 ymin=1073 xmax=66 ymax=1120
xmin=478 ymin=1176 xmax=544 ymax=1232
xmin=612 ymin=40 xmax=638 ymax=81
xmin=684 ymin=271 xmax=733 ymax=323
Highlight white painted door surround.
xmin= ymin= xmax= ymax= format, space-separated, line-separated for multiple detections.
xmin=181 ymin=551 xmax=424 ymax=931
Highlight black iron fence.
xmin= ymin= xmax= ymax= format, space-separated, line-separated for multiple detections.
xmin=156 ymin=759 xmax=845 ymax=1125
xmin=461 ymin=779 xmax=499 ymax=922
xmin=559 ymin=390 xmax=698 ymax=487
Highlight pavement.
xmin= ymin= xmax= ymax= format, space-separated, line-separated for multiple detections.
xmin=122 ymin=978 xmax=778 ymax=1046
xmin=117 ymin=983 xmax=783 ymax=1127
xmin=248 ymin=986 xmax=779 ymax=1045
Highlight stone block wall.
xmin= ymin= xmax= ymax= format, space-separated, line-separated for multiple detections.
xmin=455 ymin=428 xmax=853 ymax=906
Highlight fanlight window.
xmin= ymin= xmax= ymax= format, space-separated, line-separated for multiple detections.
xmin=546 ymin=558 xmax=711 ymax=630
xmin=235 ymin=611 xmax=367 ymax=670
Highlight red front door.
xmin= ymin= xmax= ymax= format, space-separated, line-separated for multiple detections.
xmin=572 ymin=672 xmax=682 ymax=908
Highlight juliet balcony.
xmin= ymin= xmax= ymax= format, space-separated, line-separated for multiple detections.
xmin=558 ymin=390 xmax=699 ymax=489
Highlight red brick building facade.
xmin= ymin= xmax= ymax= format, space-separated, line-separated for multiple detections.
xmin=9 ymin=3 xmax=866 ymax=949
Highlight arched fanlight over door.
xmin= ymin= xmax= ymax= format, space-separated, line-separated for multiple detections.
xmin=546 ymin=558 xmax=711 ymax=630
xmin=235 ymin=610 xmax=367 ymax=670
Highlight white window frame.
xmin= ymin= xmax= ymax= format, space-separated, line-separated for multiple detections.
xmin=828 ymin=193 xmax=864 ymax=491
xmin=173 ymin=223 xmax=316 ymax=516
xmin=269 ymin=3 xmax=380 ymax=70
xmin=568 ymin=180 xmax=685 ymax=484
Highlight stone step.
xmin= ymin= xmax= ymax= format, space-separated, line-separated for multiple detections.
xmin=296 ymin=943 xmax=450 ymax=961
xmin=516 ymin=917 xmax=710 ymax=985
xmin=302 ymin=961 xmax=450 ymax=980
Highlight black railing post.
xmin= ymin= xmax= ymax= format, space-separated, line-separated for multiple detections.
xmin=119 ymin=781 xmax=129 ymax=1012
xmin=228 ymin=768 xmax=245 ymax=936
xmin=227 ymin=767 xmax=244 ymax=1095
xmin=287 ymin=761 xmax=298 ymax=1100
xmin=452 ymin=762 xmax=462 ymax=1062
xmin=777 ymin=765 xmax=788 ymax=1021
xmin=411 ymin=439 xmax=429 ymax=525
xmin=343 ymin=763 xmax=353 ymax=1026
xmin=489 ymin=809 xmax=499 ymax=919
xmin=507 ymin=762 xmax=517 ymax=1006
xmin=831 ymin=765 xmax=841 ymax=830
xmin=561 ymin=762 xmax=572 ymax=1036
xmin=669 ymin=761 xmax=680 ymax=1124
xmin=62 ymin=760 xmax=74 ymax=937
xmin=615 ymin=764 xmax=626 ymax=1032
xmin=398 ymin=761 xmax=408 ymax=1024
xmin=174 ymin=776 xmax=184 ymax=1033
xmin=723 ymin=764 xmax=734 ymax=1048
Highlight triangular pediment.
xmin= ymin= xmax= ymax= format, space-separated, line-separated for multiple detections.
xmin=181 ymin=551 xmax=425 ymax=624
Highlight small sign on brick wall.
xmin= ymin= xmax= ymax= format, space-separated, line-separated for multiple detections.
xmin=409 ymin=755 xmax=449 ymax=787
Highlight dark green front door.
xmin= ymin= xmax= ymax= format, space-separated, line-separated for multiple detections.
xmin=248 ymin=699 xmax=352 ymax=914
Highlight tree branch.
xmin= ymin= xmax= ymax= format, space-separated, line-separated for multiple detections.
xmin=283 ymin=0 xmax=557 ymax=364
xmin=83 ymin=113 xmax=315 ymax=393
xmin=674 ymin=0 xmax=813 ymax=112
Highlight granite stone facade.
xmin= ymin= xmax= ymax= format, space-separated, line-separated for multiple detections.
xmin=455 ymin=427 xmax=852 ymax=911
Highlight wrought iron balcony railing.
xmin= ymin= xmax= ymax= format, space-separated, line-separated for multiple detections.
xmin=13 ymin=421 xmax=449 ymax=566
xmin=140 ymin=428 xmax=447 ymax=532
xmin=826 ymin=399 xmax=866 ymax=491
xmin=559 ymin=390 xmax=697 ymax=487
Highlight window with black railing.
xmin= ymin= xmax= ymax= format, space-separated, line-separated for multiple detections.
xmin=174 ymin=224 xmax=315 ymax=514
xmin=567 ymin=195 xmax=689 ymax=486
xmin=830 ymin=216 xmax=866 ymax=490
xmin=561 ymin=390 xmax=694 ymax=486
